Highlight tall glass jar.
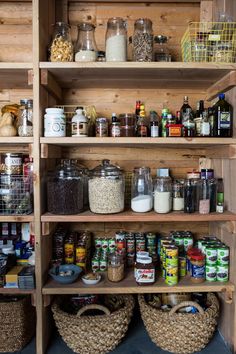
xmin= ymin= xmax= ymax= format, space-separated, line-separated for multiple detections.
xmin=47 ymin=160 xmax=84 ymax=214
xmin=88 ymin=159 xmax=125 ymax=214
xmin=18 ymin=99 xmax=33 ymax=137
xmin=154 ymin=35 xmax=171 ymax=62
xmin=133 ymin=18 xmax=153 ymax=62
xmin=108 ymin=252 xmax=125 ymax=282
xmin=105 ymin=17 xmax=127 ymax=62
xmin=154 ymin=169 xmax=172 ymax=213
xmin=50 ymin=22 xmax=73 ymax=62
xmin=199 ymin=179 xmax=210 ymax=214
xmin=172 ymin=179 xmax=184 ymax=211
xmin=131 ymin=167 xmax=153 ymax=213
xmin=75 ymin=23 xmax=97 ymax=62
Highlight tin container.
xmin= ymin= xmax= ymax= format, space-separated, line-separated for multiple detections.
xmin=217 ymin=245 xmax=229 ymax=265
xmin=179 ymin=257 xmax=187 ymax=277
xmin=165 ymin=267 xmax=178 ymax=285
xmin=108 ymin=238 xmax=116 ymax=253
xmin=100 ymin=258 xmax=108 ymax=271
xmin=91 ymin=258 xmax=100 ymax=272
xmin=126 ymin=235 xmax=135 ymax=254
xmin=136 ymin=237 xmax=146 ymax=253
xmin=206 ymin=264 xmax=217 ymax=282
xmin=205 ymin=245 xmax=217 ymax=265
xmin=95 ymin=238 xmax=102 ymax=250
xmin=101 ymin=239 xmax=109 ymax=252
xmin=183 ymin=236 xmax=193 ymax=252
xmin=146 ymin=233 xmax=156 ymax=247
xmin=115 ymin=231 xmax=126 ymax=251
xmin=165 ymin=245 xmax=178 ymax=267
xmin=216 ymin=264 xmax=229 ymax=282
xmin=1 ymin=153 xmax=23 ymax=175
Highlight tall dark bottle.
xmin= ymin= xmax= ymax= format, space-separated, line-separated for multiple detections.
xmin=213 ymin=93 xmax=233 ymax=137
xmin=180 ymin=96 xmax=192 ymax=123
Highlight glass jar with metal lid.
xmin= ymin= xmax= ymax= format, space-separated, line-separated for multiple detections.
xmin=133 ymin=18 xmax=153 ymax=62
xmin=96 ymin=118 xmax=108 ymax=137
xmin=105 ymin=17 xmax=127 ymax=62
xmin=88 ymin=159 xmax=125 ymax=214
xmin=18 ymin=99 xmax=33 ymax=137
xmin=154 ymin=168 xmax=172 ymax=213
xmin=50 ymin=22 xmax=73 ymax=62
xmin=154 ymin=35 xmax=171 ymax=62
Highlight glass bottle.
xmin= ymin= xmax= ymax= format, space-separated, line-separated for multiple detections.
xmin=50 ymin=22 xmax=73 ymax=62
xmin=161 ymin=108 xmax=169 ymax=137
xmin=108 ymin=252 xmax=125 ymax=282
xmin=110 ymin=113 xmax=121 ymax=137
xmin=154 ymin=35 xmax=171 ymax=62
xmin=154 ymin=168 xmax=172 ymax=214
xmin=200 ymin=109 xmax=210 ymax=137
xmin=184 ymin=179 xmax=195 ymax=213
xmin=135 ymin=100 xmax=141 ymax=121
xmin=75 ymin=23 xmax=97 ymax=62
xmin=71 ymin=107 xmax=88 ymax=137
xmin=186 ymin=172 xmax=201 ymax=211
xmin=182 ymin=108 xmax=195 ymax=137
xmin=194 ymin=100 xmax=204 ymax=137
xmin=172 ymin=179 xmax=184 ymax=211
xmin=18 ymin=99 xmax=33 ymax=137
xmin=199 ymin=179 xmax=210 ymax=214
xmin=149 ymin=111 xmax=159 ymax=137
xmin=208 ymin=107 xmax=216 ymax=137
xmin=212 ymin=93 xmax=233 ymax=137
xmin=136 ymin=104 xmax=149 ymax=137
xmin=133 ymin=18 xmax=153 ymax=62
xmin=216 ymin=178 xmax=224 ymax=213
xmin=180 ymin=96 xmax=192 ymax=123
xmin=131 ymin=167 xmax=153 ymax=213
xmin=105 ymin=17 xmax=127 ymax=62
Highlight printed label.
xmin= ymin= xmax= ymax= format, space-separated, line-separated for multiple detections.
xmin=136 ymin=268 xmax=155 ymax=283
xmin=72 ymin=122 xmax=88 ymax=136
xmin=151 ymin=126 xmax=159 ymax=137
xmin=191 ymin=264 xmax=205 ymax=279
xmin=219 ymin=112 xmax=231 ymax=129
xmin=111 ymin=125 xmax=121 ymax=137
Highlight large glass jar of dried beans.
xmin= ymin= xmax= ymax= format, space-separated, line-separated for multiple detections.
xmin=133 ymin=18 xmax=153 ymax=62
xmin=47 ymin=160 xmax=83 ymax=214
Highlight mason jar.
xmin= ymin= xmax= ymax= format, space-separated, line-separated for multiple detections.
xmin=172 ymin=179 xmax=184 ymax=211
xmin=131 ymin=167 xmax=153 ymax=213
xmin=105 ymin=17 xmax=127 ymax=62
xmin=133 ymin=18 xmax=153 ymax=62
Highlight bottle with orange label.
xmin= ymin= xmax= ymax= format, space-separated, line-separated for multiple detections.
xmin=136 ymin=103 xmax=149 ymax=137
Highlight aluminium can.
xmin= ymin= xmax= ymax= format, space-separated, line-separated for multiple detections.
xmin=206 ymin=265 xmax=217 ymax=282
xmin=216 ymin=264 xmax=229 ymax=282
xmin=179 ymin=257 xmax=187 ymax=277
xmin=165 ymin=246 xmax=178 ymax=267
xmin=206 ymin=245 xmax=218 ymax=265
xmin=217 ymin=245 xmax=229 ymax=265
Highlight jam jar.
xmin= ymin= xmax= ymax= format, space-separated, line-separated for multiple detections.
xmin=136 ymin=256 xmax=155 ymax=285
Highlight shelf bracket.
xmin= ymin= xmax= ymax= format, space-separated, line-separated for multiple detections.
xmin=44 ymin=295 xmax=52 ymax=307
xmin=206 ymin=71 xmax=236 ymax=101
xmin=31 ymin=293 xmax=36 ymax=307
xmin=28 ymin=69 xmax=33 ymax=86
xmin=41 ymin=143 xmax=62 ymax=159
xmin=222 ymin=287 xmax=233 ymax=304
xmin=41 ymin=69 xmax=62 ymax=101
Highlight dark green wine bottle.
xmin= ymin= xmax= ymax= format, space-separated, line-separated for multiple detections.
xmin=213 ymin=93 xmax=233 ymax=137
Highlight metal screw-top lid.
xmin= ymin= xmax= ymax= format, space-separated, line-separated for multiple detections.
xmin=154 ymin=35 xmax=168 ymax=44
xmin=92 ymin=159 xmax=123 ymax=177
xmin=20 ymin=99 xmax=33 ymax=108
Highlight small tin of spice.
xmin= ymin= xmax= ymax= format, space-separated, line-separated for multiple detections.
xmin=216 ymin=264 xmax=229 ymax=282
xmin=96 ymin=118 xmax=108 ymax=137
xmin=206 ymin=265 xmax=217 ymax=282
xmin=217 ymin=245 xmax=229 ymax=265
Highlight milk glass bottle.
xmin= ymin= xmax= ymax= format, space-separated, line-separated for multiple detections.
xmin=131 ymin=167 xmax=153 ymax=213
xmin=154 ymin=169 xmax=172 ymax=213
xmin=75 ymin=23 xmax=97 ymax=62
xmin=105 ymin=17 xmax=127 ymax=62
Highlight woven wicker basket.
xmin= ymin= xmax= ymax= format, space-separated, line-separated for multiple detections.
xmin=138 ymin=292 xmax=219 ymax=354
xmin=0 ymin=296 xmax=35 ymax=352
xmin=52 ymin=294 xmax=135 ymax=354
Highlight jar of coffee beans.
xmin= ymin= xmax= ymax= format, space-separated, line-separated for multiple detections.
xmin=133 ymin=18 xmax=153 ymax=62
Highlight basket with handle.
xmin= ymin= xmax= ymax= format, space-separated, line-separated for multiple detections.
xmin=52 ymin=294 xmax=135 ymax=354
xmin=138 ymin=292 xmax=219 ymax=354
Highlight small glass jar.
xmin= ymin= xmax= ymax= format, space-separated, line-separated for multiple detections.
xmin=50 ymin=22 xmax=73 ymax=62
xmin=18 ymin=99 xmax=33 ymax=137
xmin=44 ymin=108 xmax=66 ymax=137
xmin=88 ymin=159 xmax=125 ymax=214
xmin=119 ymin=113 xmax=135 ymax=137
xmin=133 ymin=18 xmax=153 ymax=62
xmin=75 ymin=23 xmax=97 ymax=62
xmin=154 ymin=35 xmax=171 ymax=62
xmin=96 ymin=118 xmax=108 ymax=137
xmin=199 ymin=179 xmax=210 ymax=214
xmin=131 ymin=167 xmax=153 ymax=213
xmin=105 ymin=17 xmax=127 ymax=62
xmin=108 ymin=252 xmax=125 ymax=282
xmin=154 ymin=169 xmax=172 ymax=214
xmin=136 ymin=256 xmax=155 ymax=285
xmin=172 ymin=179 xmax=184 ymax=211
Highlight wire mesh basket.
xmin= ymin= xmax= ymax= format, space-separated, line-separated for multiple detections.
xmin=0 ymin=174 xmax=33 ymax=215
xmin=181 ymin=22 xmax=236 ymax=63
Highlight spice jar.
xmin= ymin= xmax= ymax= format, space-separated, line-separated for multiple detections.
xmin=136 ymin=256 xmax=155 ymax=285
xmin=18 ymin=99 xmax=33 ymax=137
xmin=88 ymin=159 xmax=125 ymax=214
xmin=49 ymin=22 xmax=73 ymax=62
xmin=47 ymin=160 xmax=84 ymax=214
xmin=154 ymin=35 xmax=171 ymax=62
xmin=190 ymin=253 xmax=205 ymax=283
xmin=105 ymin=17 xmax=127 ymax=62
xmin=108 ymin=252 xmax=125 ymax=282
xmin=96 ymin=118 xmax=108 ymax=137
xmin=154 ymin=169 xmax=172 ymax=213
xmin=131 ymin=167 xmax=153 ymax=213
xmin=119 ymin=113 xmax=135 ymax=137
xmin=133 ymin=18 xmax=153 ymax=62
xmin=172 ymin=179 xmax=184 ymax=211
xmin=75 ymin=23 xmax=97 ymax=62
xmin=44 ymin=108 xmax=66 ymax=137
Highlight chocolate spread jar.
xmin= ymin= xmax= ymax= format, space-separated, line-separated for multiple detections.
xmin=136 ymin=256 xmax=155 ymax=285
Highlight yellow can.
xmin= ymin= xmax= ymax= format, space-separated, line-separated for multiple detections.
xmin=165 ymin=245 xmax=178 ymax=267
xmin=179 ymin=257 xmax=187 ymax=277
xmin=165 ymin=267 xmax=178 ymax=286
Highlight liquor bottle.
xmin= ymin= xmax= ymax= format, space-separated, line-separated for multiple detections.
xmin=200 ymin=109 xmax=210 ymax=137
xmin=208 ymin=107 xmax=215 ymax=137
xmin=135 ymin=100 xmax=141 ymax=121
xmin=180 ymin=96 xmax=192 ymax=122
xmin=161 ymin=108 xmax=169 ymax=137
xmin=136 ymin=104 xmax=148 ymax=137
xmin=176 ymin=111 xmax=181 ymax=124
xmin=213 ymin=93 xmax=233 ymax=137
xmin=149 ymin=111 xmax=159 ymax=137
xmin=194 ymin=100 xmax=204 ymax=136
xmin=182 ymin=108 xmax=195 ymax=137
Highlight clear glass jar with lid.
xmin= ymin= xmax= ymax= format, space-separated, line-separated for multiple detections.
xmin=74 ymin=160 xmax=90 ymax=211
xmin=88 ymin=159 xmax=125 ymax=214
xmin=131 ymin=167 xmax=153 ymax=213
xmin=18 ymin=99 xmax=33 ymax=137
xmin=154 ymin=168 xmax=172 ymax=213
xmin=50 ymin=22 xmax=73 ymax=62
xmin=108 ymin=252 xmax=125 ymax=282
xmin=75 ymin=23 xmax=98 ymax=62
xmin=105 ymin=17 xmax=127 ymax=62
xmin=47 ymin=159 xmax=84 ymax=214
xmin=172 ymin=179 xmax=184 ymax=211
xmin=133 ymin=18 xmax=153 ymax=62
xmin=154 ymin=35 xmax=171 ymax=62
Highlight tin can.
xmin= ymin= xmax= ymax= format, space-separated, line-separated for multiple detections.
xmin=201 ymin=242 xmax=210 ymax=255
xmin=197 ymin=239 xmax=205 ymax=251
xmin=162 ymin=265 xmax=166 ymax=279
xmin=165 ymin=267 xmax=178 ymax=285
xmin=101 ymin=239 xmax=109 ymax=252
xmin=179 ymin=257 xmax=186 ymax=277
xmin=136 ymin=237 xmax=146 ymax=253
xmin=91 ymin=258 xmax=100 ymax=272
xmin=165 ymin=246 xmax=178 ymax=267
xmin=115 ymin=231 xmax=126 ymax=251
xmin=100 ymin=258 xmax=107 ymax=272
xmin=95 ymin=238 xmax=102 ymax=250
xmin=1 ymin=153 xmax=23 ymax=175
xmin=184 ymin=236 xmax=193 ymax=252
xmin=173 ymin=235 xmax=184 ymax=255
xmin=76 ymin=246 xmax=86 ymax=269
xmin=146 ymin=233 xmax=156 ymax=247
xmin=217 ymin=245 xmax=229 ymax=265
xmin=126 ymin=237 xmax=135 ymax=254
xmin=64 ymin=242 xmax=74 ymax=263
xmin=108 ymin=238 xmax=116 ymax=253
xmin=206 ymin=245 xmax=217 ymax=265
xmin=206 ymin=265 xmax=217 ymax=282
xmin=127 ymin=253 xmax=135 ymax=267
xmin=216 ymin=264 xmax=229 ymax=282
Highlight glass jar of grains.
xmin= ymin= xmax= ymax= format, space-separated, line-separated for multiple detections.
xmin=50 ymin=22 xmax=73 ymax=62
xmin=133 ymin=18 xmax=153 ymax=62
xmin=108 ymin=252 xmax=125 ymax=282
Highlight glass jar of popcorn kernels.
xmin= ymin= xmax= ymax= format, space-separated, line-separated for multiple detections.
xmin=50 ymin=22 xmax=73 ymax=62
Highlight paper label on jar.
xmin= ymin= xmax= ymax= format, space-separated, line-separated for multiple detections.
xmin=72 ymin=122 xmax=88 ymax=136
xmin=191 ymin=264 xmax=205 ymax=279
xmin=136 ymin=268 xmax=155 ymax=283
xmin=111 ymin=125 xmax=121 ymax=137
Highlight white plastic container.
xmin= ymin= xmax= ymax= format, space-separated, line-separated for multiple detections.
xmin=71 ymin=108 xmax=88 ymax=137
xmin=44 ymin=108 xmax=66 ymax=137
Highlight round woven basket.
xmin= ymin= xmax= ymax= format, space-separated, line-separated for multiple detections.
xmin=138 ymin=292 xmax=219 ymax=354
xmin=0 ymin=296 xmax=35 ymax=352
xmin=52 ymin=294 xmax=135 ymax=354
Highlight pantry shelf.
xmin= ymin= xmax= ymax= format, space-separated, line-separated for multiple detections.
xmin=0 ymin=288 xmax=35 ymax=295
xmin=0 ymin=214 xmax=34 ymax=222
xmin=41 ymin=211 xmax=236 ymax=223
xmin=0 ymin=63 xmax=33 ymax=89
xmin=39 ymin=62 xmax=236 ymax=90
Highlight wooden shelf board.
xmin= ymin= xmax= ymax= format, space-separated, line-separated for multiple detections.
xmin=41 ymin=210 xmax=236 ymax=223
xmin=43 ymin=273 xmax=234 ymax=295
xmin=0 ymin=63 xmax=33 ymax=89
xmin=0 ymin=288 xmax=35 ymax=295
xmin=39 ymin=62 xmax=236 ymax=90
xmin=0 ymin=214 xmax=34 ymax=222
xmin=0 ymin=137 xmax=34 ymax=145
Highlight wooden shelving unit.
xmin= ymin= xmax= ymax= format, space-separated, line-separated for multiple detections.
xmin=0 ymin=214 xmax=34 ymax=222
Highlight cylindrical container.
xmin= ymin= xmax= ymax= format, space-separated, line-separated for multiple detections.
xmin=172 ymin=179 xmax=184 ymax=211
xmin=216 ymin=178 xmax=224 ymax=213
xmin=1 ymin=153 xmax=23 ymax=175
xmin=108 ymin=238 xmax=116 ymax=253
xmin=154 ymin=35 xmax=171 ymax=62
xmin=133 ymin=18 xmax=153 ymax=62
xmin=50 ymin=22 xmax=73 ymax=62
xmin=135 ymin=235 xmax=146 ymax=253
xmin=217 ymin=245 xmax=229 ymax=265
xmin=216 ymin=264 xmax=229 ymax=282
xmin=179 ymin=257 xmax=187 ymax=277
xmin=208 ymin=178 xmax=217 ymax=212
xmin=18 ymin=99 xmax=33 ymax=137
xmin=91 ymin=258 xmax=100 ymax=272
xmin=105 ymin=17 xmax=127 ymax=62
xmin=199 ymin=179 xmax=210 ymax=214
xmin=206 ymin=264 xmax=217 ymax=282
xmin=136 ymin=257 xmax=155 ymax=285
xmin=183 ymin=236 xmax=193 ymax=252
xmin=44 ymin=108 xmax=66 ymax=137
xmin=165 ymin=245 xmax=178 ymax=267
xmin=71 ymin=108 xmax=88 ymax=137
xmin=187 ymin=248 xmax=201 ymax=274
xmin=200 ymin=169 xmax=214 ymax=180
xmin=64 ymin=236 xmax=75 ymax=264
xmin=184 ymin=179 xmax=195 ymax=213
xmin=154 ymin=169 xmax=172 ymax=213
xmin=108 ymin=252 xmax=125 ymax=282
xmin=165 ymin=266 xmax=178 ymax=285
xmin=96 ymin=118 xmax=108 ymax=137
xmin=89 ymin=160 xmax=125 ymax=214
xmin=131 ymin=167 xmax=153 ymax=213
xmin=115 ymin=231 xmax=126 ymax=251
xmin=205 ymin=245 xmax=217 ymax=265
xmin=75 ymin=23 xmax=97 ymax=62
xmin=190 ymin=253 xmax=205 ymax=283
xmin=119 ymin=113 xmax=136 ymax=137
xmin=100 ymin=257 xmax=108 ymax=272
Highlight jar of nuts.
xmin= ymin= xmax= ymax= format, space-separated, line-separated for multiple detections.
xmin=108 ymin=252 xmax=125 ymax=282
xmin=50 ymin=22 xmax=73 ymax=62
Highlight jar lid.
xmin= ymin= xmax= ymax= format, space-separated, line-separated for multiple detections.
xmin=191 ymin=253 xmax=205 ymax=261
xmin=78 ymin=22 xmax=95 ymax=31
xmin=138 ymin=257 xmax=152 ymax=264
xmin=96 ymin=117 xmax=107 ymax=123
xmin=92 ymin=159 xmax=123 ymax=177
xmin=54 ymin=160 xmax=81 ymax=178
xmin=136 ymin=251 xmax=149 ymax=259
xmin=187 ymin=248 xmax=201 ymax=256
xmin=45 ymin=108 xmax=64 ymax=114
xmin=154 ymin=35 xmax=168 ymax=43
xmin=20 ymin=99 xmax=33 ymax=107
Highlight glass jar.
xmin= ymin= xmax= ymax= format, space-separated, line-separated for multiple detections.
xmin=154 ymin=35 xmax=171 ymax=62
xmin=96 ymin=118 xmax=108 ymax=137
xmin=75 ymin=23 xmax=97 ymax=62
xmin=105 ymin=17 xmax=127 ymax=62
xmin=18 ymin=99 xmax=33 ymax=137
xmin=44 ymin=108 xmax=66 ymax=137
xmin=47 ymin=160 xmax=84 ymax=214
xmin=154 ymin=169 xmax=172 ymax=214
xmin=74 ymin=160 xmax=89 ymax=211
xmin=133 ymin=18 xmax=153 ymax=62
xmin=108 ymin=252 xmax=125 ymax=282
xmin=131 ymin=167 xmax=153 ymax=213
xmin=191 ymin=32 xmax=208 ymax=62
xmin=172 ymin=179 xmax=184 ymax=211
xmin=119 ymin=113 xmax=135 ymax=137
xmin=199 ymin=179 xmax=210 ymax=214
xmin=50 ymin=22 xmax=73 ymax=62
xmin=88 ymin=159 xmax=125 ymax=214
